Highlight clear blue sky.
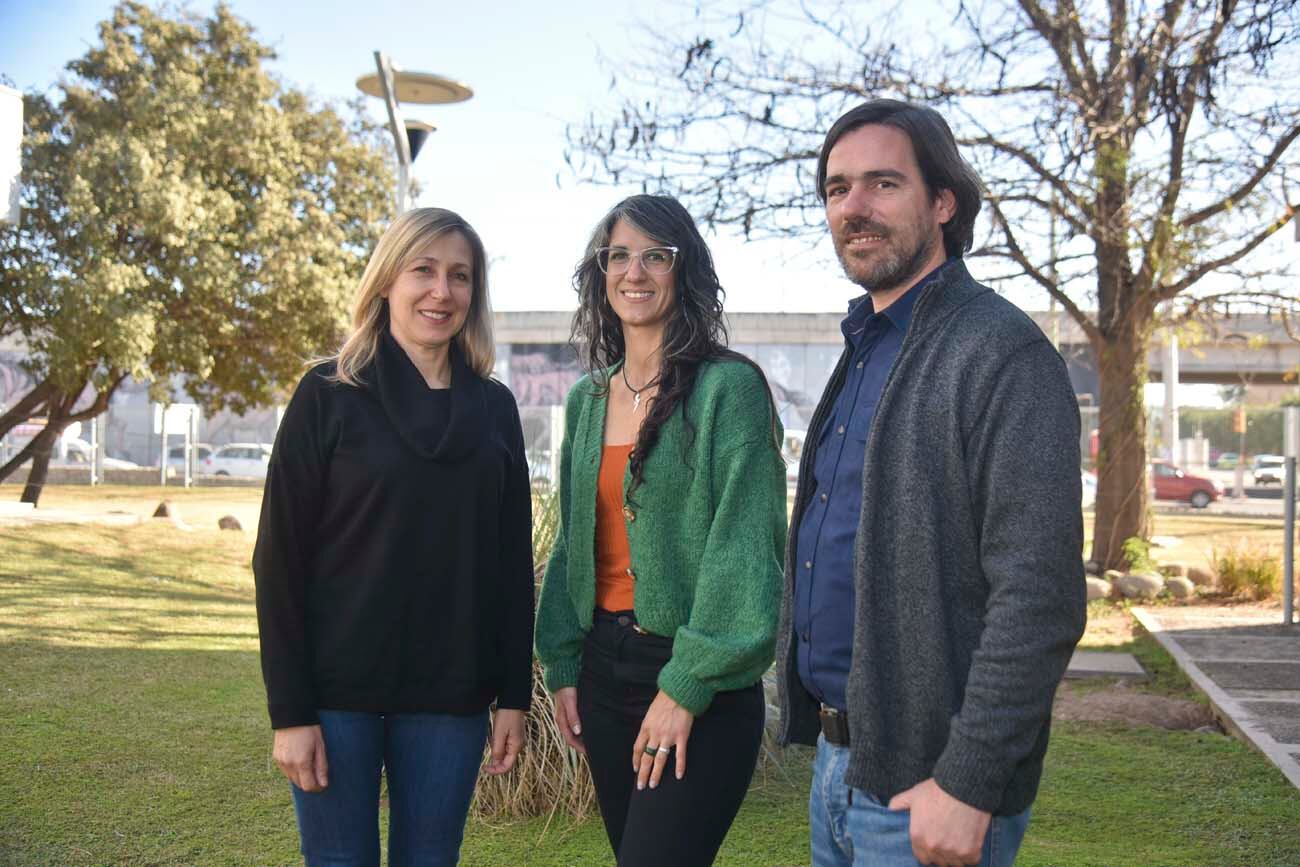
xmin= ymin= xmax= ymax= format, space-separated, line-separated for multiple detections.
xmin=1 ymin=0 xmax=862 ymax=313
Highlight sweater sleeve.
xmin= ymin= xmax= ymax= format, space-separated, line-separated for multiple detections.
xmin=496 ymin=391 xmax=536 ymax=710
xmin=931 ymin=340 xmax=1086 ymax=812
xmin=656 ymin=367 xmax=788 ymax=716
xmin=534 ymin=383 xmax=588 ymax=692
xmin=252 ymin=369 xmax=329 ymax=730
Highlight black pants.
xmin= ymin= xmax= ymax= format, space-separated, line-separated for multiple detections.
xmin=578 ymin=610 xmax=764 ymax=867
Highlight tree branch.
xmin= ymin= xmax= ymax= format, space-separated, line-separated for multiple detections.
xmin=985 ymin=197 xmax=1102 ymax=343
xmin=1161 ymin=203 xmax=1299 ymax=297
xmin=0 ymin=378 xmax=54 ymax=440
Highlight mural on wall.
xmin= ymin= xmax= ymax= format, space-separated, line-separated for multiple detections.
xmin=0 ymin=353 xmax=38 ymax=410
xmin=508 ymin=343 xmax=583 ymax=407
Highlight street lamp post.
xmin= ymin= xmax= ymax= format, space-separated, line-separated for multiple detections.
xmin=356 ymin=54 xmax=472 ymax=214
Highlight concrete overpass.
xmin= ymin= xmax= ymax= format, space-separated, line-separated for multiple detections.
xmin=494 ymin=310 xmax=1300 ymax=409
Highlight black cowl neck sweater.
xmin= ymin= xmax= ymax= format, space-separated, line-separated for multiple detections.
xmin=253 ymin=331 xmax=535 ymax=729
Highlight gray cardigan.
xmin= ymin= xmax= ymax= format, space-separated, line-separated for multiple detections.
xmin=776 ymin=259 xmax=1086 ymax=816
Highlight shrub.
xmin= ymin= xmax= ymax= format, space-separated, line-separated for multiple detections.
xmin=474 ymin=484 xmax=598 ymax=819
xmin=1212 ymin=541 xmax=1281 ymax=600
xmin=1122 ymin=536 xmax=1158 ymax=574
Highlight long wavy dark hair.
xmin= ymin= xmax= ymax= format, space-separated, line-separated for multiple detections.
xmin=570 ymin=194 xmax=777 ymax=498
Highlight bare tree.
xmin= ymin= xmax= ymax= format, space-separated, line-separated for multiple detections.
xmin=567 ymin=0 xmax=1300 ymax=568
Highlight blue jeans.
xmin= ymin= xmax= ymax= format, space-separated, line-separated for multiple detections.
xmin=809 ymin=735 xmax=1030 ymax=867
xmin=290 ymin=709 xmax=489 ymax=867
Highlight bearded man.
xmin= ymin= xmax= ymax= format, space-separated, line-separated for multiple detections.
xmin=776 ymin=99 xmax=1086 ymax=867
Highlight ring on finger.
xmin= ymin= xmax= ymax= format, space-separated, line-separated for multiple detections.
xmin=656 ymin=746 xmax=671 ymax=754
xmin=643 ymin=745 xmax=659 ymax=756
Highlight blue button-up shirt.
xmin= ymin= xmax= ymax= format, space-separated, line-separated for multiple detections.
xmin=792 ymin=269 xmax=939 ymax=710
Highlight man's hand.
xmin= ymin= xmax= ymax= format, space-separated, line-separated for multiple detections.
xmin=273 ymin=725 xmax=329 ymax=792
xmin=888 ymin=778 xmax=991 ymax=866
xmin=484 ymin=708 xmax=526 ymax=775
xmin=552 ymin=687 xmax=586 ymax=755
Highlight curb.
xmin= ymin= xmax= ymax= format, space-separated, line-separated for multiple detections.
xmin=1132 ymin=607 xmax=1300 ymax=790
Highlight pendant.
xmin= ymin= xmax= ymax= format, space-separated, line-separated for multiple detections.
xmin=632 ymin=392 xmax=642 ymax=413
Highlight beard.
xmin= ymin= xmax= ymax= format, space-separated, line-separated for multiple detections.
xmin=834 ymin=216 xmax=941 ymax=294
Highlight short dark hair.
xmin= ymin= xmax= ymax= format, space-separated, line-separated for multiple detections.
xmin=816 ymin=100 xmax=983 ymax=258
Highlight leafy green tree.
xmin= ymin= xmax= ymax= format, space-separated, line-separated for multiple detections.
xmin=0 ymin=1 xmax=394 ymax=503
xmin=566 ymin=0 xmax=1300 ymax=568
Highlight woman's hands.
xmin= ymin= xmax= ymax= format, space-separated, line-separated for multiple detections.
xmin=553 ymin=686 xmax=586 ymax=754
xmin=632 ymin=690 xmax=694 ymax=790
xmin=273 ymin=725 xmax=329 ymax=792
xmin=485 ymin=708 xmax=526 ymax=775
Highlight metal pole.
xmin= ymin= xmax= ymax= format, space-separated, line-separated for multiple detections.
xmin=159 ymin=405 xmax=168 ymax=487
xmin=373 ymin=52 xmax=411 ymax=213
xmin=89 ymin=412 xmax=100 ymax=487
xmin=185 ymin=407 xmax=197 ymax=488
xmin=1163 ymin=331 xmax=1179 ymax=462
xmin=1235 ymin=401 xmax=1247 ymax=500
xmin=1284 ymin=406 xmax=1297 ymax=626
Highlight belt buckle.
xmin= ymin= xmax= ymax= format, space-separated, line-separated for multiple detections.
xmin=819 ymin=704 xmax=850 ymax=746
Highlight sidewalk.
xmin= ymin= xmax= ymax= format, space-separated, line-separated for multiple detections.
xmin=1133 ymin=605 xmax=1300 ymax=789
xmin=0 ymin=500 xmax=141 ymax=527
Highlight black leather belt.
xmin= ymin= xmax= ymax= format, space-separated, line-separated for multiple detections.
xmin=819 ymin=704 xmax=849 ymax=746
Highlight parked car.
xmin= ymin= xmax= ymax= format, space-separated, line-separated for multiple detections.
xmin=1213 ymin=451 xmax=1240 ymax=469
xmin=201 ymin=442 xmax=273 ymax=478
xmin=1150 ymin=460 xmax=1221 ymax=508
xmin=166 ymin=442 xmax=213 ymax=469
xmin=56 ymin=438 xmax=140 ymax=469
xmin=1253 ymin=455 xmax=1285 ymax=486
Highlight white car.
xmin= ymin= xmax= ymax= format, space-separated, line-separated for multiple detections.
xmin=167 ymin=443 xmax=213 ymax=469
xmin=58 ymin=438 xmax=140 ymax=469
xmin=201 ymin=442 xmax=273 ymax=478
xmin=1252 ymin=455 xmax=1285 ymax=486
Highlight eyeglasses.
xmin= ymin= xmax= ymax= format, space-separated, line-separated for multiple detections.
xmin=595 ymin=245 xmax=679 ymax=276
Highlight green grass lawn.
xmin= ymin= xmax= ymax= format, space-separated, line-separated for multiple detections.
xmin=2 ymin=488 xmax=1298 ymax=865
xmin=1082 ymin=508 xmax=1287 ymax=573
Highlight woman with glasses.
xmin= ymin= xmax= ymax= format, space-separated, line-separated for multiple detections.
xmin=254 ymin=208 xmax=534 ymax=866
xmin=535 ymin=194 xmax=786 ymax=866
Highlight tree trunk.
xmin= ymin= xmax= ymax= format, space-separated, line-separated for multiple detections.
xmin=1092 ymin=326 xmax=1152 ymax=569
xmin=6 ymin=374 xmax=120 ymax=503
xmin=19 ymin=421 xmax=65 ymax=506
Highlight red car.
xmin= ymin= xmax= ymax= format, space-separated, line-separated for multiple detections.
xmin=1150 ymin=460 xmax=1222 ymax=508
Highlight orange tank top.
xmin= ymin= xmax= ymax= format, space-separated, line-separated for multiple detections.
xmin=594 ymin=443 xmax=635 ymax=612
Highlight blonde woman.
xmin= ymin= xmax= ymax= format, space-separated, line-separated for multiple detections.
xmin=253 ymin=208 xmax=534 ymax=867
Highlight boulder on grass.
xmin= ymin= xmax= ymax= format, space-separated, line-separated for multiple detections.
xmin=1159 ymin=563 xmax=1189 ymax=578
xmin=1166 ymin=576 xmax=1196 ymax=599
xmin=152 ymin=500 xmax=191 ymax=531
xmin=1085 ymin=577 xmax=1113 ymax=601
xmin=218 ymin=515 xmax=243 ymax=531
xmin=1187 ymin=566 xmax=1215 ymax=587
xmin=1104 ymin=569 xmax=1125 ymax=583
xmin=1117 ymin=572 xmax=1165 ymax=600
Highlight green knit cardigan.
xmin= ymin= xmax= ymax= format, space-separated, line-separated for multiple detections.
xmin=535 ymin=358 xmax=788 ymax=716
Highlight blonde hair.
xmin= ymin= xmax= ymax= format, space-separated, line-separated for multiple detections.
xmin=329 ymin=207 xmax=495 ymax=386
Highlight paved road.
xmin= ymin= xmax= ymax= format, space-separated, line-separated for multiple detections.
xmin=1155 ymin=497 xmax=1287 ymax=519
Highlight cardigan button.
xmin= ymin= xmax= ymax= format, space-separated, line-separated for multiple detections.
xmin=625 ymin=567 xmax=636 ymax=578
xmin=623 ymin=506 xmax=635 ymax=522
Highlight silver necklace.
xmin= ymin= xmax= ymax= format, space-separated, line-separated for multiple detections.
xmin=621 ymin=365 xmax=660 ymax=414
